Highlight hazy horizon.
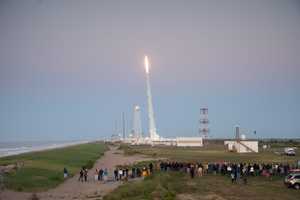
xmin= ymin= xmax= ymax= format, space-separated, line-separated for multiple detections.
xmin=1 ymin=0 xmax=299 ymax=141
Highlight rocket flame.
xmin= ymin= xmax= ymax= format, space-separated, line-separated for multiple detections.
xmin=144 ymin=55 xmax=149 ymax=74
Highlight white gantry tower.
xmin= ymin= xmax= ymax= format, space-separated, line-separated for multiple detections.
xmin=144 ymin=56 xmax=160 ymax=141
xmin=132 ymin=105 xmax=143 ymax=139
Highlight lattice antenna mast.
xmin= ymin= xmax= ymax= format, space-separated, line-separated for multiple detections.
xmin=199 ymin=108 xmax=209 ymax=138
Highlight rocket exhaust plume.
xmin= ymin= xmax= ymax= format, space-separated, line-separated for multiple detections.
xmin=144 ymin=55 xmax=150 ymax=74
xmin=144 ymin=55 xmax=159 ymax=141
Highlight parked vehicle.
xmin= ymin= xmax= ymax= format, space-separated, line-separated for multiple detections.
xmin=284 ymin=147 xmax=296 ymax=156
xmin=289 ymin=169 xmax=300 ymax=173
xmin=284 ymin=173 xmax=300 ymax=190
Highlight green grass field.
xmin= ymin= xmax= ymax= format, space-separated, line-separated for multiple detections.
xmin=104 ymin=171 xmax=300 ymax=200
xmin=120 ymin=143 xmax=300 ymax=164
xmin=104 ymin=142 xmax=300 ymax=200
xmin=0 ymin=142 xmax=107 ymax=192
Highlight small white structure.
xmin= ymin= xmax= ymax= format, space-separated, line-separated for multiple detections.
xmin=224 ymin=140 xmax=258 ymax=153
xmin=224 ymin=125 xmax=258 ymax=153
xmin=176 ymin=137 xmax=203 ymax=147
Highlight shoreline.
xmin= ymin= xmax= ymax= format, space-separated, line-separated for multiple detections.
xmin=0 ymin=140 xmax=93 ymax=158
xmin=0 ymin=142 xmax=108 ymax=194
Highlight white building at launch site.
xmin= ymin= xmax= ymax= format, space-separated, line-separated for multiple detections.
xmin=224 ymin=125 xmax=258 ymax=153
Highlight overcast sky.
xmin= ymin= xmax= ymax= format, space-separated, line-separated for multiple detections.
xmin=0 ymin=0 xmax=299 ymax=141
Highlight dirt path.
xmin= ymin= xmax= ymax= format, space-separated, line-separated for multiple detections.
xmin=0 ymin=146 xmax=155 ymax=200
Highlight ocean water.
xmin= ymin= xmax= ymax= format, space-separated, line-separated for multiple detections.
xmin=0 ymin=140 xmax=90 ymax=158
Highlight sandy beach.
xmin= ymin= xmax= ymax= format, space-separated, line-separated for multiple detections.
xmin=0 ymin=145 xmax=155 ymax=200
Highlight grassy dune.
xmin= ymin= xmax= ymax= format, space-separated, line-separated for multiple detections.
xmin=106 ymin=143 xmax=300 ymax=199
xmin=104 ymin=171 xmax=300 ymax=200
xmin=0 ymin=142 xmax=107 ymax=192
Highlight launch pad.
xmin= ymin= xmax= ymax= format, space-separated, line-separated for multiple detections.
xmin=120 ymin=55 xmax=203 ymax=147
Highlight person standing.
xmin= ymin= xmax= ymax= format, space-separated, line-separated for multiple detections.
xmin=118 ymin=168 xmax=123 ymax=180
xmin=198 ymin=165 xmax=203 ymax=177
xmin=137 ymin=167 xmax=141 ymax=177
xmin=125 ymin=168 xmax=129 ymax=178
xmin=227 ymin=165 xmax=232 ymax=175
xmin=250 ymin=166 xmax=254 ymax=176
xmin=236 ymin=164 xmax=241 ymax=181
xmin=190 ymin=164 xmax=195 ymax=179
xmin=231 ymin=172 xmax=235 ymax=183
xmin=131 ymin=167 xmax=135 ymax=178
xmin=94 ymin=169 xmax=99 ymax=181
xmin=99 ymin=168 xmax=104 ymax=181
xmin=142 ymin=167 xmax=148 ymax=177
xmin=114 ymin=169 xmax=118 ymax=181
xmin=63 ymin=167 xmax=68 ymax=179
xmin=84 ymin=168 xmax=88 ymax=182
xmin=103 ymin=168 xmax=108 ymax=182
xmin=242 ymin=168 xmax=248 ymax=185
xmin=78 ymin=168 xmax=84 ymax=182
xmin=149 ymin=162 xmax=153 ymax=175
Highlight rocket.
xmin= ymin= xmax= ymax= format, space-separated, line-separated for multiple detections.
xmin=145 ymin=56 xmax=150 ymax=74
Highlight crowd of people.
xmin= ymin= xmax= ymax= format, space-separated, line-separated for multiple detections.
xmin=74 ymin=161 xmax=298 ymax=184
xmin=75 ymin=163 xmax=154 ymax=183
xmin=158 ymin=161 xmax=298 ymax=184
